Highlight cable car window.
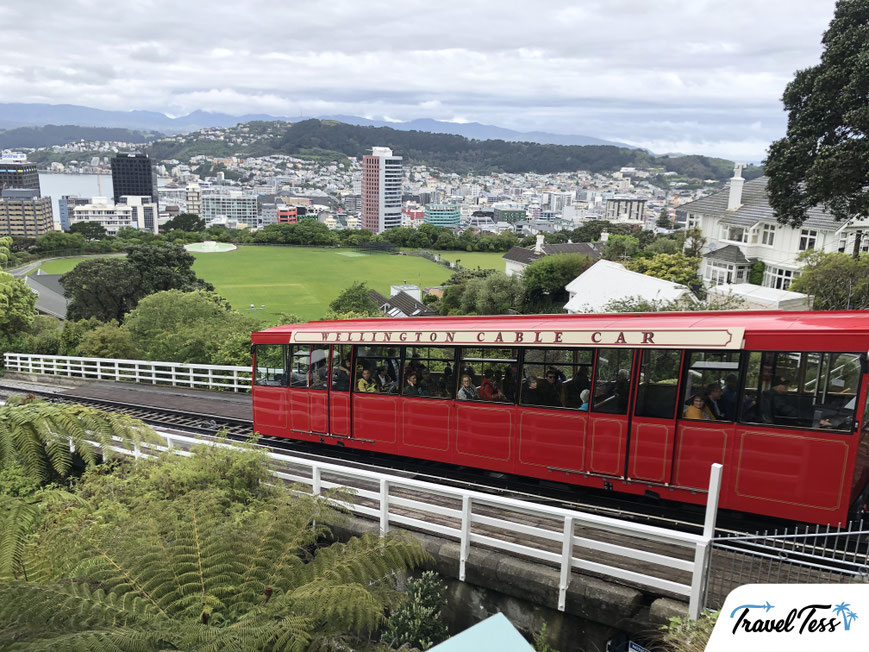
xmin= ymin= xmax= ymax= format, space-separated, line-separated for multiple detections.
xmin=402 ymin=346 xmax=457 ymax=399
xmin=741 ymin=351 xmax=862 ymax=431
xmin=680 ymin=351 xmax=741 ymax=421
xmin=331 ymin=345 xmax=352 ymax=392
xmin=354 ymin=345 xmax=400 ymax=395
xmin=591 ymin=348 xmax=633 ymax=415
xmin=458 ymin=348 xmax=518 ymax=403
xmin=289 ymin=345 xmax=312 ymax=388
xmin=254 ymin=344 xmax=286 ymax=387
xmin=635 ymin=349 xmax=682 ymax=419
xmin=307 ymin=345 xmax=329 ymax=390
xmin=521 ymin=348 xmax=593 ymax=409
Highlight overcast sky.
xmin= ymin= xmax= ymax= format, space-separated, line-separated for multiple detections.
xmin=0 ymin=0 xmax=838 ymax=160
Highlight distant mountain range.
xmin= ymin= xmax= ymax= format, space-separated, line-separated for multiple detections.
xmin=0 ymin=102 xmax=631 ymax=149
xmin=0 ymin=124 xmax=159 ymax=149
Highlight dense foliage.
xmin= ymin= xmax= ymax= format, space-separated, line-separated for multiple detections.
xmin=766 ymin=1 xmax=869 ymax=227
xmin=60 ymin=243 xmax=213 ymax=321
xmin=382 ymin=571 xmax=449 ymax=650
xmin=123 ymin=290 xmax=258 ymax=365
xmin=789 ymin=251 xmax=869 ymax=309
xmin=0 ymin=395 xmax=157 ymax=486
xmin=0 ymin=441 xmax=429 ymax=651
xmin=328 ymin=282 xmax=381 ymax=318
xmin=522 ymin=254 xmax=593 ymax=311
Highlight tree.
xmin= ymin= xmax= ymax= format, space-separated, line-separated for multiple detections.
xmin=0 ymin=444 xmax=428 ymax=650
xmin=68 ymin=221 xmax=108 ymax=241
xmin=33 ymin=231 xmax=85 ymax=254
xmin=328 ymin=282 xmax=380 ymax=317
xmin=765 ymin=1 xmax=869 ymax=229
xmin=749 ymin=260 xmax=765 ymax=285
xmin=522 ymin=254 xmax=593 ymax=311
xmin=161 ymin=212 xmax=205 ymax=232
xmin=0 ymin=271 xmax=35 ymax=338
xmin=0 ymin=396 xmax=156 ymax=485
xmin=0 ymin=236 xmax=10 ymax=267
xmin=602 ymin=235 xmax=640 ymax=261
xmin=461 ymin=272 xmax=522 ymax=315
xmin=656 ymin=207 xmax=673 ymax=230
xmin=60 ymin=258 xmax=144 ymax=322
xmin=76 ymin=321 xmax=140 ymax=359
xmin=626 ymin=253 xmax=702 ymax=288
xmin=58 ymin=317 xmax=104 ymax=355
xmin=682 ymin=227 xmax=706 ymax=258
xmin=125 ymin=242 xmax=214 ymax=296
xmin=124 ymin=290 xmax=257 ymax=364
xmin=789 ymin=251 xmax=869 ymax=310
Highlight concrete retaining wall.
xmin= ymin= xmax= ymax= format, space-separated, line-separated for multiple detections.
xmin=332 ymin=516 xmax=687 ymax=652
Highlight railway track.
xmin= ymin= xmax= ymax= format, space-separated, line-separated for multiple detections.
xmin=0 ymin=380 xmax=850 ymax=540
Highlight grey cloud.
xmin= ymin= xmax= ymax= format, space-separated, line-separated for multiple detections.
xmin=0 ymin=0 xmax=839 ymax=159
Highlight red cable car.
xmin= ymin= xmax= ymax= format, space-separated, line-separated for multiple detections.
xmin=251 ymin=311 xmax=869 ymax=525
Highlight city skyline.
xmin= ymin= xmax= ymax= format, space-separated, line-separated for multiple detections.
xmin=0 ymin=0 xmax=837 ymax=160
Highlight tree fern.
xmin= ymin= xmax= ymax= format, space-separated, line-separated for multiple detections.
xmin=0 ymin=397 xmax=158 ymax=485
xmin=0 ymin=489 xmax=428 ymax=651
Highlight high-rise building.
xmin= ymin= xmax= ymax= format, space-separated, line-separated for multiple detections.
xmin=0 ymin=160 xmax=40 ymax=196
xmin=424 ymin=204 xmax=461 ymax=227
xmin=0 ymin=189 xmax=54 ymax=237
xmin=185 ymin=183 xmax=202 ymax=216
xmin=110 ymin=154 xmax=157 ymax=204
xmin=361 ymin=147 xmax=402 ymax=233
xmin=58 ymin=195 xmax=91 ymax=231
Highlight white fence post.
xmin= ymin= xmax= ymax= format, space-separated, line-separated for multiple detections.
xmin=688 ymin=462 xmax=723 ymax=620
xmin=379 ymin=478 xmax=390 ymax=535
xmin=459 ymin=495 xmax=471 ymax=581
xmin=558 ymin=516 xmax=575 ymax=612
xmin=312 ymin=466 xmax=321 ymax=496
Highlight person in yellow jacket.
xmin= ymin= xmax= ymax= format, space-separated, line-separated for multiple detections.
xmin=356 ymin=368 xmax=378 ymax=393
xmin=683 ymin=393 xmax=715 ymax=420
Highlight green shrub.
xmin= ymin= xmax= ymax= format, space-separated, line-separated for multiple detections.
xmin=659 ymin=611 xmax=718 ymax=652
xmin=383 ymin=570 xmax=449 ymax=650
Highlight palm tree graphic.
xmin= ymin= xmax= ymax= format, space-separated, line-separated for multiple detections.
xmin=834 ymin=602 xmax=858 ymax=631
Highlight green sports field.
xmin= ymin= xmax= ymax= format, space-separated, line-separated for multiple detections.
xmin=191 ymin=246 xmax=453 ymax=321
xmin=29 ymin=255 xmax=121 ymax=275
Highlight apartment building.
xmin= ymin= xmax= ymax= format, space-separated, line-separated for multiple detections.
xmin=70 ymin=195 xmax=159 ymax=235
xmin=201 ymin=192 xmax=259 ymax=228
xmin=0 ymin=189 xmax=54 ymax=237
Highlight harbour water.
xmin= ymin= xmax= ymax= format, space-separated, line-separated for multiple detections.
xmin=38 ymin=173 xmax=109 ymax=225
xmin=37 ymin=173 xmax=170 ymax=228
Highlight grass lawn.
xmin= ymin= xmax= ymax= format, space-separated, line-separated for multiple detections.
xmin=31 ymin=255 xmax=119 ymax=275
xmin=191 ymin=246 xmax=454 ymax=321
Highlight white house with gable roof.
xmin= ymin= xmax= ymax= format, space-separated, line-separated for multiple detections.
xmin=563 ymin=260 xmax=696 ymax=313
xmin=678 ymin=164 xmax=869 ymax=290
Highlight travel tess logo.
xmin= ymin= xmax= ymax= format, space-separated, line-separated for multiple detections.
xmin=706 ymin=584 xmax=866 ymax=652
xmin=730 ymin=600 xmax=858 ymax=635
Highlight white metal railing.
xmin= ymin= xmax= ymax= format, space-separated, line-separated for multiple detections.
xmin=100 ymin=429 xmax=721 ymax=619
xmin=3 ymin=353 xmax=251 ymax=392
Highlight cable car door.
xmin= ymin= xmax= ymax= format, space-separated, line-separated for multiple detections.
xmin=627 ymin=349 xmax=683 ymax=484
